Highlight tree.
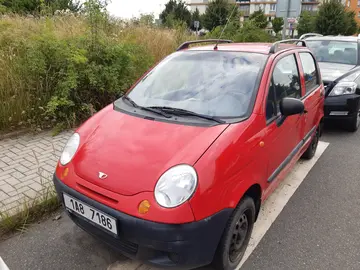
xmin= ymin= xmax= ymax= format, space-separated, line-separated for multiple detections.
xmin=315 ymin=0 xmax=358 ymax=36
xmin=272 ymin=17 xmax=284 ymax=35
xmin=296 ymin=11 xmax=316 ymax=36
xmin=0 ymin=0 xmax=81 ymax=14
xmin=206 ymin=20 xmax=273 ymax=42
xmin=139 ymin=13 xmax=155 ymax=26
xmin=160 ymin=0 xmax=191 ymax=27
xmin=130 ymin=13 xmax=155 ymax=26
xmin=344 ymin=10 xmax=358 ymax=35
xmin=48 ymin=0 xmax=81 ymax=12
xmin=249 ymin=9 xmax=268 ymax=29
xmin=191 ymin=7 xmax=202 ymax=31
xmin=203 ymin=0 xmax=239 ymax=31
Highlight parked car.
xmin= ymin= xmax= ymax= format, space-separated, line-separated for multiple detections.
xmin=299 ymin=33 xmax=323 ymax=40
xmin=53 ymin=39 xmax=324 ymax=270
xmin=300 ymin=34 xmax=360 ymax=131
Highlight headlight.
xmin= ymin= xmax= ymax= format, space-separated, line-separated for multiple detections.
xmin=60 ymin=133 xmax=80 ymax=165
xmin=329 ymin=81 xmax=357 ymax=96
xmin=154 ymin=164 xmax=198 ymax=208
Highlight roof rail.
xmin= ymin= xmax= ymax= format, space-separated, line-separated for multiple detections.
xmin=269 ymin=39 xmax=307 ymax=54
xmin=299 ymin=33 xmax=323 ymax=40
xmin=176 ymin=39 xmax=233 ymax=51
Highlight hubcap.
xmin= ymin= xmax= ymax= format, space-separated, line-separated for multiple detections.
xmin=229 ymin=212 xmax=249 ymax=263
xmin=356 ymin=110 xmax=360 ymax=128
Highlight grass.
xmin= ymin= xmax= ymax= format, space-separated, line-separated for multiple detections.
xmin=0 ymin=15 xmax=88 ymax=132
xmin=0 ymin=14 xmax=195 ymax=133
xmin=0 ymin=187 xmax=61 ymax=240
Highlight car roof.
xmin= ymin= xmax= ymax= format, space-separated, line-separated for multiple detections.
xmin=305 ymin=35 xmax=359 ymax=42
xmin=185 ymin=42 xmax=307 ymax=55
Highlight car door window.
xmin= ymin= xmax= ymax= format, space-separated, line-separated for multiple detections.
xmin=266 ymin=80 xmax=277 ymax=120
xmin=266 ymin=54 xmax=301 ymax=121
xmin=299 ymin=52 xmax=319 ymax=93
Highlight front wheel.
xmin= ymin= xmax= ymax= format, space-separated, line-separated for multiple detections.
xmin=212 ymin=196 xmax=255 ymax=270
xmin=301 ymin=126 xmax=320 ymax=160
xmin=345 ymin=110 xmax=360 ymax=132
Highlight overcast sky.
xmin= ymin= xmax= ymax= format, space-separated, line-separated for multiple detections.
xmin=107 ymin=0 xmax=169 ymax=19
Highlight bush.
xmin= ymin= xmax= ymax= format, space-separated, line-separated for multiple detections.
xmin=0 ymin=15 xmax=193 ymax=132
xmin=206 ymin=21 xmax=274 ymax=43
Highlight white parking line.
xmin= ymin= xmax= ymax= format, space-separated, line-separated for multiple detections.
xmin=237 ymin=141 xmax=330 ymax=269
xmin=0 ymin=256 xmax=10 ymax=270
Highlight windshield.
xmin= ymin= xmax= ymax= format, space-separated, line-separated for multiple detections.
xmin=306 ymin=40 xmax=358 ymax=65
xmin=125 ymin=50 xmax=267 ymax=118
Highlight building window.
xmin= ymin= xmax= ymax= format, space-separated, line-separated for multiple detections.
xmin=239 ymin=5 xmax=250 ymax=16
xmin=302 ymin=5 xmax=314 ymax=11
xmin=270 ymin=4 xmax=276 ymax=11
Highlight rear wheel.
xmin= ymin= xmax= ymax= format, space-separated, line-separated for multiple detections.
xmin=302 ymin=126 xmax=320 ymax=160
xmin=212 ymin=196 xmax=255 ymax=270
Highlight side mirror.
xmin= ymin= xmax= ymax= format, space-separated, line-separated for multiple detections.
xmin=280 ymin=97 xmax=304 ymax=116
xmin=276 ymin=97 xmax=304 ymax=127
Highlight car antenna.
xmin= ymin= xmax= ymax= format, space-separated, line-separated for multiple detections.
xmin=214 ymin=3 xmax=238 ymax=50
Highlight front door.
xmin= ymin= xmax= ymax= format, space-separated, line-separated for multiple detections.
xmin=262 ymin=53 xmax=304 ymax=196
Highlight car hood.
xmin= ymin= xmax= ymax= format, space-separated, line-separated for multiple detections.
xmin=72 ymin=110 xmax=228 ymax=196
xmin=319 ymin=62 xmax=357 ymax=82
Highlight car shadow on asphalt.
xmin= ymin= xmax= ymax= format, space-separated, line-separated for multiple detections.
xmin=322 ymin=121 xmax=360 ymax=139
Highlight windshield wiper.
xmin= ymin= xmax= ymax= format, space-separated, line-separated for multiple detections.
xmin=122 ymin=95 xmax=139 ymax=108
xmin=148 ymin=106 xmax=226 ymax=124
xmin=122 ymin=96 xmax=171 ymax=118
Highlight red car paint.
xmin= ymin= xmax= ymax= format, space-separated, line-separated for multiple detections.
xmin=56 ymin=43 xmax=324 ymax=225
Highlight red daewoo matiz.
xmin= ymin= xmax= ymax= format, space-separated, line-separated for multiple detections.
xmin=53 ymin=39 xmax=325 ymax=270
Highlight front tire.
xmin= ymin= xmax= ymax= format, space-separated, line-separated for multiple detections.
xmin=302 ymin=126 xmax=320 ymax=160
xmin=345 ymin=110 xmax=360 ymax=132
xmin=212 ymin=196 xmax=255 ymax=270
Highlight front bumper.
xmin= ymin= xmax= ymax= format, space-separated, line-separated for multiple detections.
xmin=324 ymin=94 xmax=360 ymax=121
xmin=53 ymin=175 xmax=232 ymax=269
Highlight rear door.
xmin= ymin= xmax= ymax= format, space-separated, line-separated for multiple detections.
xmin=297 ymin=51 xmax=324 ymax=138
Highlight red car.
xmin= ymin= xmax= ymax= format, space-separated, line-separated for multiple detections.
xmin=53 ymin=39 xmax=324 ymax=270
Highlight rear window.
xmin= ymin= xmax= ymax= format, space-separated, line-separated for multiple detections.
xmin=306 ymin=40 xmax=358 ymax=65
xmin=125 ymin=50 xmax=267 ymax=118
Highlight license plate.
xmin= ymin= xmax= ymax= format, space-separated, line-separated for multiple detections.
xmin=63 ymin=193 xmax=118 ymax=235
xmin=329 ymin=111 xmax=348 ymax=116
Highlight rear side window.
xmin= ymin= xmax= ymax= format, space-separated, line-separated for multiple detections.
xmin=299 ymin=52 xmax=319 ymax=93
xmin=266 ymin=54 xmax=301 ymax=120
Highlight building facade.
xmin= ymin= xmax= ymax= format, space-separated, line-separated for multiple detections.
xmin=344 ymin=0 xmax=360 ymax=22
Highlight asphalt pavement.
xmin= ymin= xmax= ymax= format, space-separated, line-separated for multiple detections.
xmin=1 ymin=124 xmax=360 ymax=270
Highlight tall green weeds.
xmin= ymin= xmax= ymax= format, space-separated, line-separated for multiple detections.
xmin=0 ymin=12 xmax=192 ymax=132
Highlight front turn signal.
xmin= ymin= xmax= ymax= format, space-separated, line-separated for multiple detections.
xmin=138 ymin=200 xmax=151 ymax=214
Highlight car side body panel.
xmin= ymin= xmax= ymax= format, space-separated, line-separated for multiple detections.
xmin=191 ymin=113 xmax=267 ymax=221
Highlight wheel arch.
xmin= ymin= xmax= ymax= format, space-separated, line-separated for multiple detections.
xmin=242 ymin=184 xmax=262 ymax=222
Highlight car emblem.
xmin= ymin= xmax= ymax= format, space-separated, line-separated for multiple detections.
xmin=98 ymin=172 xmax=108 ymax=179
